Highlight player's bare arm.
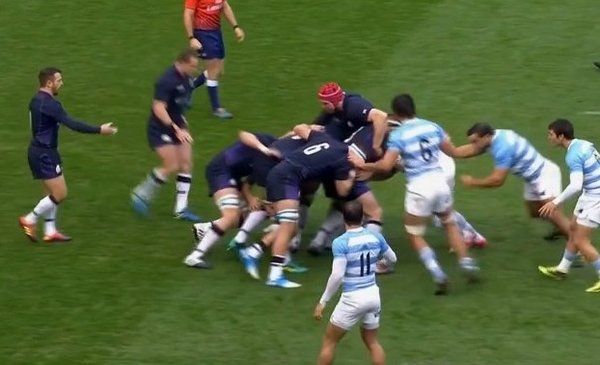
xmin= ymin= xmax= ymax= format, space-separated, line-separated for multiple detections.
xmin=223 ymin=1 xmax=244 ymax=42
xmin=450 ymin=142 xmax=485 ymax=158
xmin=350 ymin=149 xmax=399 ymax=174
xmin=152 ymin=100 xmax=192 ymax=143
xmin=367 ymin=108 xmax=388 ymax=155
xmin=292 ymin=123 xmax=314 ymax=140
xmin=183 ymin=8 xmax=201 ymax=49
xmin=461 ymin=168 xmax=509 ymax=188
xmin=240 ymin=180 xmax=261 ymax=211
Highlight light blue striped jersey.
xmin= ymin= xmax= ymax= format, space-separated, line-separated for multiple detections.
xmin=489 ymin=129 xmax=546 ymax=182
xmin=565 ymin=139 xmax=600 ymax=195
xmin=332 ymin=227 xmax=390 ymax=293
xmin=386 ymin=118 xmax=446 ymax=181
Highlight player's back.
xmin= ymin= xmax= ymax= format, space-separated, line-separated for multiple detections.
xmin=217 ymin=133 xmax=276 ymax=177
xmin=285 ymin=131 xmax=350 ymax=180
xmin=387 ymin=118 xmax=445 ymax=182
xmin=29 ymin=91 xmax=60 ymax=149
xmin=490 ymin=129 xmax=545 ymax=182
xmin=332 ymin=227 xmax=388 ymax=293
xmin=567 ymin=139 xmax=600 ymax=195
xmin=344 ymin=125 xmax=382 ymax=163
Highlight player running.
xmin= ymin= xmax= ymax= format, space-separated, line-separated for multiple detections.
xmin=313 ymin=201 xmax=396 ymax=365
xmin=538 ymin=119 xmax=600 ymax=293
xmin=19 ymin=67 xmax=117 ymax=242
xmin=131 ymin=49 xmax=202 ymax=222
xmin=456 ymin=122 xmax=571 ymax=239
xmin=350 ymin=94 xmax=479 ymax=295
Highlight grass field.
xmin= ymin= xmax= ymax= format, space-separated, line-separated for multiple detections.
xmin=2 ymin=1 xmax=600 ymax=364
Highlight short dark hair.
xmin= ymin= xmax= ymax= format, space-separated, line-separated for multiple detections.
xmin=176 ymin=48 xmax=199 ymax=63
xmin=342 ymin=201 xmax=363 ymax=226
xmin=548 ymin=119 xmax=575 ymax=140
xmin=467 ymin=122 xmax=495 ymax=137
xmin=391 ymin=94 xmax=416 ymax=118
xmin=38 ymin=67 xmax=61 ymax=87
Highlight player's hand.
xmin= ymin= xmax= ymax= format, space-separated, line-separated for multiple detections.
xmin=313 ymin=303 xmax=325 ymax=321
xmin=176 ymin=128 xmax=194 ymax=144
xmin=234 ymin=27 xmax=245 ymax=42
xmin=348 ymin=152 xmax=366 ymax=169
xmin=247 ymin=195 xmax=262 ymax=211
xmin=309 ymin=124 xmax=325 ymax=132
xmin=539 ymin=201 xmax=557 ymax=218
xmin=356 ymin=170 xmax=373 ymax=181
xmin=100 ymin=122 xmax=118 ymax=136
xmin=460 ymin=175 xmax=475 ymax=187
xmin=189 ymin=38 xmax=202 ymax=50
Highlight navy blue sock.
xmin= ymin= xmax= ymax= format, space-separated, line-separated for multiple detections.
xmin=206 ymin=79 xmax=221 ymax=110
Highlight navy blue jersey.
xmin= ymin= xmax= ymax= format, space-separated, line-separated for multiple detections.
xmin=148 ymin=66 xmax=194 ymax=128
xmin=251 ymin=135 xmax=308 ymax=187
xmin=344 ymin=124 xmax=389 ymax=163
xmin=216 ymin=133 xmax=276 ymax=179
xmin=314 ymin=93 xmax=373 ymax=141
xmin=285 ymin=131 xmax=352 ymax=181
xmin=28 ymin=91 xmax=100 ymax=149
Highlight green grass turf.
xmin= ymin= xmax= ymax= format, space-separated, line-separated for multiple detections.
xmin=2 ymin=0 xmax=600 ymax=364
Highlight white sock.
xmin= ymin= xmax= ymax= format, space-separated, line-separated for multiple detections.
xmin=25 ymin=196 xmax=57 ymax=224
xmin=196 ymin=223 xmax=224 ymax=256
xmin=247 ymin=242 xmax=265 ymax=259
xmin=557 ymin=249 xmax=578 ymax=273
xmin=44 ymin=205 xmax=58 ymax=235
xmin=175 ymin=173 xmax=192 ymax=213
xmin=234 ymin=210 xmax=268 ymax=242
xmin=268 ymin=256 xmax=286 ymax=281
xmin=134 ymin=169 xmax=166 ymax=202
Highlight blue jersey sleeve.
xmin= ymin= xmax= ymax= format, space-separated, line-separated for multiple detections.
xmin=491 ymin=143 xmax=514 ymax=169
xmin=47 ymin=100 xmax=100 ymax=134
xmin=386 ymin=129 xmax=403 ymax=152
xmin=565 ymin=147 xmax=584 ymax=172
xmin=331 ymin=236 xmax=348 ymax=258
xmin=154 ymin=77 xmax=174 ymax=103
xmin=345 ymin=97 xmax=372 ymax=126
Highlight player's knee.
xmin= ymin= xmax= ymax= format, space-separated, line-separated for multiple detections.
xmin=405 ymin=224 xmax=426 ymax=236
xmin=438 ymin=213 xmax=456 ymax=225
xmin=162 ymin=160 xmax=180 ymax=176
xmin=178 ymin=160 xmax=192 ymax=174
xmin=217 ymin=194 xmax=240 ymax=212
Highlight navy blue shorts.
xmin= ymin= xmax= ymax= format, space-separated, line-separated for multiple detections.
xmin=266 ymin=163 xmax=301 ymax=202
xmin=147 ymin=123 xmax=183 ymax=150
xmin=28 ymin=145 xmax=62 ymax=180
xmin=194 ymin=29 xmax=225 ymax=59
xmin=205 ymin=157 xmax=239 ymax=196
xmin=323 ymin=179 xmax=370 ymax=201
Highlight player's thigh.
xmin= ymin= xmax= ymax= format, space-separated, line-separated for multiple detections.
xmin=212 ymin=188 xmax=241 ymax=212
xmin=432 ymin=184 xmax=453 ymax=216
xmin=360 ymin=290 xmax=381 ymax=331
xmin=155 ymin=144 xmax=180 ymax=174
xmin=330 ymin=296 xmax=362 ymax=331
xmin=42 ymin=175 xmax=68 ymax=201
xmin=404 ymin=188 xmax=434 ymax=218
xmin=175 ymin=142 xmax=193 ymax=172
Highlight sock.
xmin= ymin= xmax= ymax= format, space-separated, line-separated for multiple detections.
xmin=459 ymin=256 xmax=478 ymax=271
xmin=174 ymin=173 xmax=192 ymax=213
xmin=44 ymin=204 xmax=58 ymax=235
xmin=365 ymin=220 xmax=383 ymax=233
xmin=418 ymin=247 xmax=447 ymax=283
xmin=557 ymin=249 xmax=578 ymax=273
xmin=268 ymin=255 xmax=286 ymax=281
xmin=195 ymin=222 xmax=225 ymax=257
xmin=206 ymin=79 xmax=221 ymax=110
xmin=454 ymin=211 xmax=479 ymax=241
xmin=298 ymin=204 xmax=310 ymax=231
xmin=193 ymin=70 xmax=207 ymax=89
xmin=133 ymin=169 xmax=166 ymax=202
xmin=235 ymin=210 xmax=268 ymax=243
xmin=592 ymin=258 xmax=600 ymax=278
xmin=25 ymin=195 xmax=58 ymax=224
xmin=247 ymin=241 xmax=266 ymax=259
xmin=312 ymin=208 xmax=343 ymax=246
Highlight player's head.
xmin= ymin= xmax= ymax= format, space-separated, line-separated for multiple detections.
xmin=318 ymin=82 xmax=345 ymax=113
xmin=38 ymin=67 xmax=63 ymax=95
xmin=342 ymin=200 xmax=364 ymax=228
xmin=547 ymin=118 xmax=575 ymax=146
xmin=175 ymin=48 xmax=200 ymax=76
xmin=390 ymin=94 xmax=416 ymax=120
xmin=467 ymin=122 xmax=495 ymax=150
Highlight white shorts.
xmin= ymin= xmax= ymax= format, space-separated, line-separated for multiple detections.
xmin=330 ymin=285 xmax=381 ymax=331
xmin=438 ymin=153 xmax=456 ymax=191
xmin=405 ymin=173 xmax=453 ymax=217
xmin=574 ymin=193 xmax=600 ymax=228
xmin=523 ymin=160 xmax=562 ymax=201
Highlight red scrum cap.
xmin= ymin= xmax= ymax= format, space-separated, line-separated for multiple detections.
xmin=318 ymin=82 xmax=344 ymax=105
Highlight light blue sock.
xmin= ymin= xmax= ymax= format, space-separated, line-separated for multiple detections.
xmin=591 ymin=258 xmax=600 ymax=278
xmin=418 ymin=247 xmax=447 ymax=283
